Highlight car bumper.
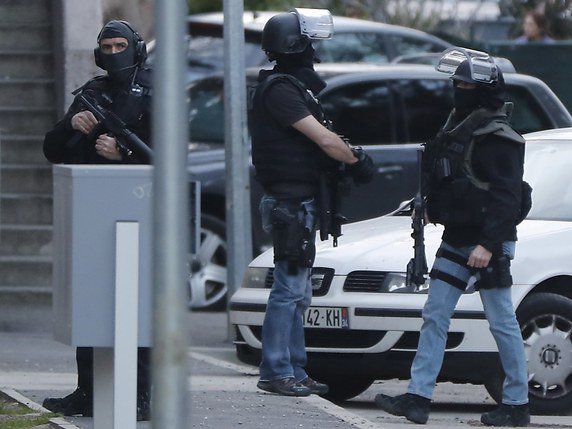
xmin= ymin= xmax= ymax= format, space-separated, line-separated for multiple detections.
xmin=229 ymin=281 xmax=501 ymax=355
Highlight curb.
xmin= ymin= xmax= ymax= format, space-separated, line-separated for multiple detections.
xmin=0 ymin=387 xmax=80 ymax=429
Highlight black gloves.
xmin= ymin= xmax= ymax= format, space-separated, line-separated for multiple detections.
xmin=348 ymin=146 xmax=374 ymax=184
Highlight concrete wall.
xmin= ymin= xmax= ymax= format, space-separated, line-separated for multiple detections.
xmin=52 ymin=0 xmax=103 ymax=116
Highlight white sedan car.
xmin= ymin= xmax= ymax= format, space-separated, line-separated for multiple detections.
xmin=230 ymin=127 xmax=572 ymax=414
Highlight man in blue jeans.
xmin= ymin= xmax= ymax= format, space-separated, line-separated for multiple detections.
xmin=375 ymin=48 xmax=530 ymax=426
xmin=248 ymin=8 xmax=374 ymax=397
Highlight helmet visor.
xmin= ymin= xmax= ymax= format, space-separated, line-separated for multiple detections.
xmin=291 ymin=8 xmax=333 ymax=40
xmin=436 ymin=47 xmax=498 ymax=84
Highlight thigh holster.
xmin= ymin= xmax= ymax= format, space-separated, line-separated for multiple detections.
xmin=271 ymin=202 xmax=315 ymax=274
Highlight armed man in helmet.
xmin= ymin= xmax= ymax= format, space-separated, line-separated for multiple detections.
xmin=375 ymin=48 xmax=531 ymax=427
xmin=42 ymin=20 xmax=152 ymax=420
xmin=249 ymin=8 xmax=374 ymax=397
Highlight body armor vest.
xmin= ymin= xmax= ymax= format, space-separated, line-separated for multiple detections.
xmin=249 ymin=73 xmax=326 ymax=197
xmin=424 ymin=103 xmax=525 ymax=227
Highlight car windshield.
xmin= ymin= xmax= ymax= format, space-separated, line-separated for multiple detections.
xmin=525 ymin=140 xmax=572 ymax=221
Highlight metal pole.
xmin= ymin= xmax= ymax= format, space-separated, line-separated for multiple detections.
xmin=152 ymin=0 xmax=189 ymax=427
xmin=223 ymin=0 xmax=252 ymax=336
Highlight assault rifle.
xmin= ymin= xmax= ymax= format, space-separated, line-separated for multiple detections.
xmin=406 ymin=148 xmax=428 ymax=287
xmin=78 ymin=94 xmax=153 ymax=163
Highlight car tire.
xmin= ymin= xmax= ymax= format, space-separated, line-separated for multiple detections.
xmin=483 ymin=361 xmax=503 ymax=405
xmin=315 ymin=374 xmax=374 ymax=402
xmin=484 ymin=292 xmax=572 ymax=414
xmin=188 ymin=213 xmax=227 ymax=311
xmin=519 ymin=292 xmax=572 ymax=414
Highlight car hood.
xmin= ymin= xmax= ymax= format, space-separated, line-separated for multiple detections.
xmin=250 ymin=216 xmax=572 ymax=280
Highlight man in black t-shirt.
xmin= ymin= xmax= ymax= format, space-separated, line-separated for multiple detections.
xmin=249 ymin=8 xmax=374 ymax=397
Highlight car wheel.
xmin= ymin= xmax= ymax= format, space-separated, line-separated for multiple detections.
xmin=484 ymin=292 xmax=572 ymax=414
xmin=316 ymin=374 xmax=374 ymax=402
xmin=483 ymin=363 xmax=503 ymax=405
xmin=188 ymin=214 xmax=227 ymax=310
xmin=519 ymin=292 xmax=572 ymax=414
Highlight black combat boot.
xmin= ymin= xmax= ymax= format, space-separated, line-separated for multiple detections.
xmin=375 ymin=392 xmax=430 ymax=424
xmin=42 ymin=388 xmax=93 ymax=417
xmin=481 ymin=404 xmax=530 ymax=427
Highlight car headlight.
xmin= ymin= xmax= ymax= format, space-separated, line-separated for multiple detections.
xmin=240 ymin=267 xmax=334 ymax=294
xmin=382 ymin=273 xmax=430 ymax=294
xmin=241 ymin=267 xmax=270 ymax=289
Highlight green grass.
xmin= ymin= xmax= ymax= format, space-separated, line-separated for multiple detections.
xmin=0 ymin=398 xmax=58 ymax=429
xmin=0 ymin=399 xmax=30 ymax=416
xmin=0 ymin=414 xmax=54 ymax=429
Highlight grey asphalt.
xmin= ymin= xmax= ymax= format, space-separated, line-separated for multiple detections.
xmin=3 ymin=302 xmax=572 ymax=429
xmin=0 ymin=302 xmax=361 ymax=429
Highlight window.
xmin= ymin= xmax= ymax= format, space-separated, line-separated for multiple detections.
xmin=393 ymin=78 xmax=452 ymax=142
xmin=315 ymin=33 xmax=389 ymax=64
xmin=188 ymin=78 xmax=225 ymax=143
xmin=390 ymin=35 xmax=446 ymax=58
xmin=320 ymin=81 xmax=395 ymax=145
xmin=505 ymin=85 xmax=552 ymax=135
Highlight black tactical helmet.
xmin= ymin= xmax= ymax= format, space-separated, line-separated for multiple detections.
xmin=451 ymin=59 xmax=476 ymax=84
xmin=261 ymin=12 xmax=310 ymax=55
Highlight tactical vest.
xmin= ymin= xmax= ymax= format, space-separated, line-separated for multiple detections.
xmin=249 ymin=73 xmax=325 ymax=198
xmin=424 ymin=103 xmax=525 ymax=227
xmin=74 ymin=68 xmax=152 ymax=130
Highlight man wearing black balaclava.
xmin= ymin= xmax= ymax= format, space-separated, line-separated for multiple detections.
xmin=249 ymin=8 xmax=374 ymax=397
xmin=42 ymin=20 xmax=152 ymax=420
xmin=375 ymin=52 xmax=530 ymax=427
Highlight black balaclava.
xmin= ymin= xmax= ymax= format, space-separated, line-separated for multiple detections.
xmin=270 ymin=44 xmax=327 ymax=94
xmin=453 ymin=85 xmax=479 ymax=118
xmin=97 ymin=20 xmax=140 ymax=83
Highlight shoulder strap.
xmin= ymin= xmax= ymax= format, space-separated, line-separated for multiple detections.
xmin=249 ymin=72 xmax=323 ymax=120
xmin=72 ymin=75 xmax=107 ymax=95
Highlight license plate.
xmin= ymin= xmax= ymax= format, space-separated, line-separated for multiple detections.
xmin=304 ymin=307 xmax=349 ymax=329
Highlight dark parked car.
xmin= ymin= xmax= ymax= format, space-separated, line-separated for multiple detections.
xmin=187 ymin=63 xmax=572 ymax=309
xmin=147 ymin=11 xmax=451 ymax=83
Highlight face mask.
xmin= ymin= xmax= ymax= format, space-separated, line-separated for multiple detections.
xmin=100 ymin=47 xmax=137 ymax=82
xmin=299 ymin=43 xmax=316 ymax=69
xmin=453 ymin=87 xmax=479 ymax=114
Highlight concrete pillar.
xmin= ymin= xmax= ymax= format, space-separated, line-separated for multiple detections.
xmin=52 ymin=0 xmax=103 ymax=115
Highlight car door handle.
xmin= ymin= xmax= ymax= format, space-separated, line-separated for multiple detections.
xmin=377 ymin=165 xmax=403 ymax=175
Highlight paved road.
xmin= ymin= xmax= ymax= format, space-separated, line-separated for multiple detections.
xmin=1 ymin=305 xmax=571 ymax=428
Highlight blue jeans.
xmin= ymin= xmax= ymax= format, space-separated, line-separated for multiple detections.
xmin=408 ymin=241 xmax=529 ymax=405
xmin=259 ymin=195 xmax=316 ymax=382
